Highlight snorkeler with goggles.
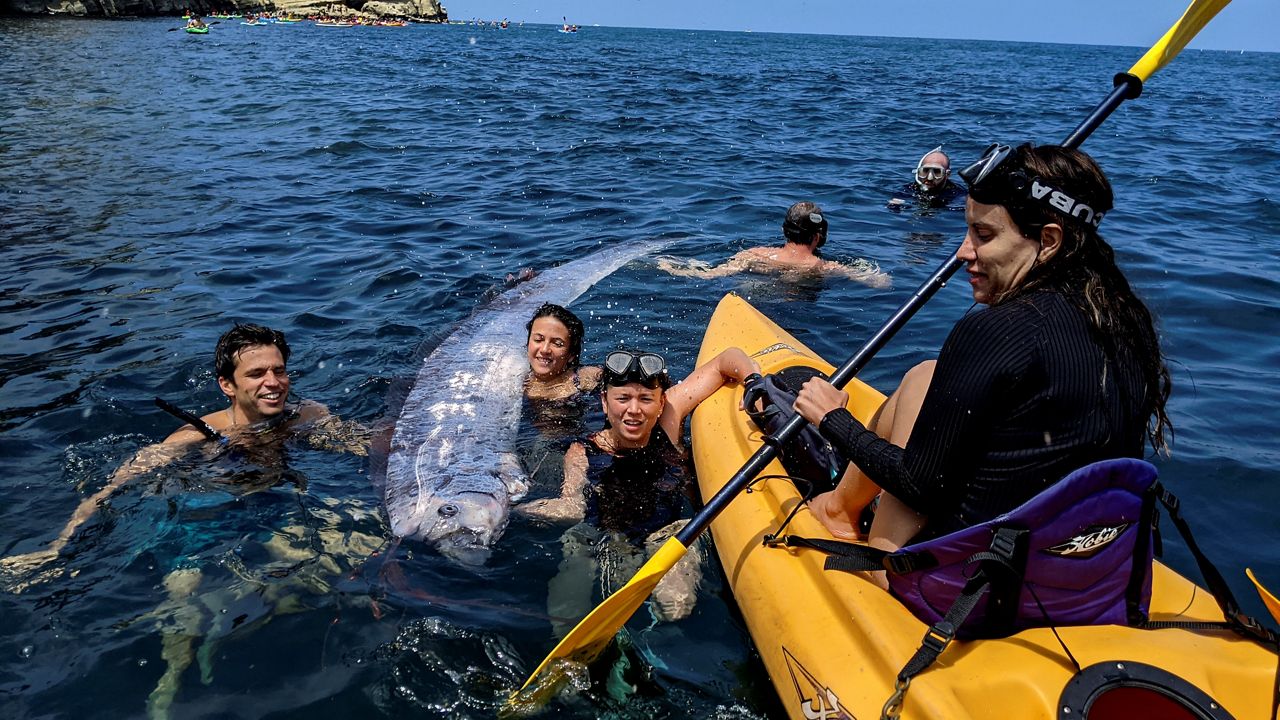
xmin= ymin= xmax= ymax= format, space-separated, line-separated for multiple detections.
xmin=889 ymin=146 xmax=968 ymax=211
xmin=518 ymin=346 xmax=759 ymax=629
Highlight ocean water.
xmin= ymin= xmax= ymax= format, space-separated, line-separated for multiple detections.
xmin=1 ymin=16 xmax=1278 ymax=719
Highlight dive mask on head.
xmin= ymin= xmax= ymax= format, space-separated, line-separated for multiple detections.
xmin=960 ymin=143 xmax=1109 ymax=230
xmin=603 ymin=350 xmax=670 ymax=388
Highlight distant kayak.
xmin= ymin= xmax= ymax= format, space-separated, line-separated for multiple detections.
xmin=185 ymin=27 xmax=209 ymax=34
xmin=316 ymin=22 xmax=355 ymax=27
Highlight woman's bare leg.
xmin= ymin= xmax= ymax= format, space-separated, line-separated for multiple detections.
xmin=808 ymin=361 xmax=935 ymax=554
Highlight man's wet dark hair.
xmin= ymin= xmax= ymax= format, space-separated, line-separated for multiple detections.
xmin=526 ymin=303 xmax=585 ymax=370
xmin=214 ymin=323 xmax=291 ymax=381
xmin=782 ymin=201 xmax=829 ymax=247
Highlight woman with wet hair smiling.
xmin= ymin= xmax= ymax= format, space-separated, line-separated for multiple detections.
xmin=793 ymin=144 xmax=1172 ymax=586
xmin=524 ymin=303 xmax=602 ymax=402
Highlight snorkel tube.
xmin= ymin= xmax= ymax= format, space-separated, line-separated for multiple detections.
xmin=154 ymin=398 xmax=228 ymax=444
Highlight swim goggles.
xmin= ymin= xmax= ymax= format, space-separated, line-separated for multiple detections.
xmin=603 ymin=350 xmax=669 ymax=387
xmin=959 ymin=143 xmax=1108 ymax=230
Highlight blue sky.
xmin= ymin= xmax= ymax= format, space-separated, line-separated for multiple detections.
xmin=446 ymin=0 xmax=1279 ymax=53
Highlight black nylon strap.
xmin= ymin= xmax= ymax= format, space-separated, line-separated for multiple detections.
xmin=1128 ymin=484 xmax=1158 ymax=625
xmin=779 ymin=536 xmax=890 ymax=573
xmin=1155 ymin=483 xmax=1280 ymax=646
xmin=1141 ymin=620 xmax=1236 ymax=631
xmin=979 ymin=527 xmax=1028 ymax=631
xmin=897 ymin=572 xmax=990 ymax=681
xmin=777 ymin=535 xmax=938 ymax=575
xmin=895 ymin=528 xmax=1026 ymax=684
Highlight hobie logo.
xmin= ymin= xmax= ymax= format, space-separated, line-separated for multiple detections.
xmin=1044 ymin=523 xmax=1130 ymax=559
xmin=1029 ymin=180 xmax=1104 ymax=229
xmin=782 ymin=647 xmax=854 ymax=720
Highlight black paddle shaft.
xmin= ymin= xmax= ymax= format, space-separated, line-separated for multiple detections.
xmin=677 ymin=72 xmax=1146 ymax=548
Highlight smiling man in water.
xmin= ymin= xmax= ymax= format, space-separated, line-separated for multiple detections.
xmin=2 ymin=322 xmax=374 ymax=719
xmin=0 ymin=323 xmax=364 ymax=575
xmin=173 ymin=323 xmax=317 ymax=437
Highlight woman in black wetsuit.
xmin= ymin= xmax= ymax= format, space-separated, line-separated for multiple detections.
xmin=793 ymin=144 xmax=1173 ymax=581
xmin=518 ymin=346 xmax=759 ymax=630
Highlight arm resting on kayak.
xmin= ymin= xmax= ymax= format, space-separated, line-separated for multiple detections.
xmin=661 ymin=347 xmax=760 ymax=445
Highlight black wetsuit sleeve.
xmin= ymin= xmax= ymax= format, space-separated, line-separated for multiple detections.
xmin=818 ymin=408 xmax=911 ymax=490
xmin=817 ymin=306 xmax=1032 ymax=518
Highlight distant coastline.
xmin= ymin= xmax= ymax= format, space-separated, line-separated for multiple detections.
xmin=0 ymin=0 xmax=447 ymax=22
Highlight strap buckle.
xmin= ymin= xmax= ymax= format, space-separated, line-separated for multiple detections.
xmin=921 ymin=621 xmax=955 ymax=655
xmin=885 ymin=553 xmax=916 ymax=575
xmin=990 ymin=527 xmax=1019 ymax=560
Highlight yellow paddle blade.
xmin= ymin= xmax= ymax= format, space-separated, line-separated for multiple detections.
xmin=1128 ymin=0 xmax=1231 ymax=81
xmin=507 ymin=536 xmax=689 ymax=710
xmin=1245 ymin=568 xmax=1280 ymax=626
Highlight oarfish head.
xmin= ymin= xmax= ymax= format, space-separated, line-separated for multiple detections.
xmin=393 ymin=485 xmax=510 ymax=565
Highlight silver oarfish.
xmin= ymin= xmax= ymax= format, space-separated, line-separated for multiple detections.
xmin=385 ymin=241 xmax=669 ymax=562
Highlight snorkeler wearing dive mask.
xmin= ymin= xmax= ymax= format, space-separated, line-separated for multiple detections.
xmin=889 ymin=146 xmax=967 ymax=211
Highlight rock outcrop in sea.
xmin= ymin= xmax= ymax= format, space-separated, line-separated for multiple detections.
xmin=0 ymin=0 xmax=446 ymax=21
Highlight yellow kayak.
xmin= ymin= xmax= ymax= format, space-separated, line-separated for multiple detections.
xmin=691 ymin=292 xmax=1277 ymax=720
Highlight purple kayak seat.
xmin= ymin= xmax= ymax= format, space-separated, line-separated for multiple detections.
xmin=886 ymin=458 xmax=1157 ymax=638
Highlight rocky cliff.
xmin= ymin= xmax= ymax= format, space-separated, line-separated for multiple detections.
xmin=1 ymin=0 xmax=446 ymax=21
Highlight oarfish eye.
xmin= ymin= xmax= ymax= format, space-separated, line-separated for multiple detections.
xmin=439 ymin=504 xmax=459 ymax=518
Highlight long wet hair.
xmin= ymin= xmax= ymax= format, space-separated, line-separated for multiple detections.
xmin=214 ymin=323 xmax=290 ymax=381
xmin=526 ymin=303 xmax=584 ymax=371
xmin=999 ymin=144 xmax=1172 ymax=454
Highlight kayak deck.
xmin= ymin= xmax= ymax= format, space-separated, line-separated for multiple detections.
xmin=691 ymin=292 xmax=1277 ymax=720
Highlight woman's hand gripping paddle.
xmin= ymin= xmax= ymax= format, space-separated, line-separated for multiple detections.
xmin=508 ymin=0 xmax=1235 ymax=709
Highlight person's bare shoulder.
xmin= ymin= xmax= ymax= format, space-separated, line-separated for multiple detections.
xmin=740 ymin=246 xmax=780 ymax=262
xmin=294 ymin=400 xmax=330 ymax=423
xmin=579 ymin=365 xmax=603 ymax=392
xmin=161 ymin=409 xmax=224 ymax=445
